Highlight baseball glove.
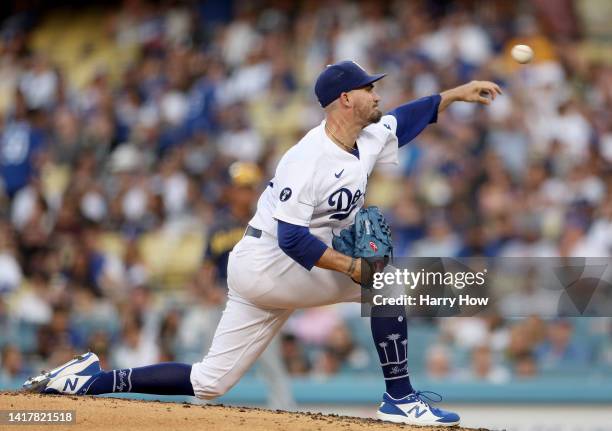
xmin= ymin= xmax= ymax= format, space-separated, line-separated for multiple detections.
xmin=332 ymin=206 xmax=393 ymax=287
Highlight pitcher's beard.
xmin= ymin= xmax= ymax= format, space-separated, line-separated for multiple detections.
xmin=368 ymin=108 xmax=383 ymax=125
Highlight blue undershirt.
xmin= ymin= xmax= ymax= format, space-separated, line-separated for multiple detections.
xmin=277 ymin=94 xmax=441 ymax=269
xmin=388 ymin=94 xmax=441 ymax=147
xmin=277 ymin=220 xmax=328 ymax=270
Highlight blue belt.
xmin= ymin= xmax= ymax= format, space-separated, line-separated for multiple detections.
xmin=245 ymin=225 xmax=262 ymax=238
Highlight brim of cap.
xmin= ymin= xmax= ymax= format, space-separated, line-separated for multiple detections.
xmin=355 ymin=72 xmax=386 ymax=89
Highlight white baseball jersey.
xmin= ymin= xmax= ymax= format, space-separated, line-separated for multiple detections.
xmin=249 ymin=114 xmax=399 ymax=245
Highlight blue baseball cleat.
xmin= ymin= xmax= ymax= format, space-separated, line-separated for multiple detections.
xmin=23 ymin=352 xmax=101 ymax=395
xmin=376 ymin=391 xmax=460 ymax=426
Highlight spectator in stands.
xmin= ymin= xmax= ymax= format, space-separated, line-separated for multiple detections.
xmin=158 ymin=308 xmax=181 ymax=362
xmin=505 ymin=318 xmax=545 ymax=364
xmin=0 ymin=344 xmax=30 ymax=384
xmin=281 ymin=334 xmax=310 ymax=376
xmin=500 ymin=269 xmax=560 ymax=317
xmin=177 ymin=278 xmax=225 ymax=363
xmin=535 ymin=319 xmax=592 ymax=370
xmin=324 ymin=322 xmax=369 ymax=372
xmin=410 ymin=215 xmax=462 ymax=257
xmin=0 ymin=221 xmax=22 ymax=295
xmin=36 ymin=306 xmax=82 ymax=360
xmin=513 ymin=351 xmax=538 ymax=379
xmin=19 ymin=54 xmax=59 ymax=110
xmin=459 ymin=345 xmax=510 ymax=384
xmin=425 ymin=344 xmax=453 ymax=380
xmin=1 ymin=105 xmax=47 ymax=198
xmin=86 ymin=330 xmax=112 ymax=371
xmin=311 ymin=347 xmax=343 ymax=379
xmin=201 ymin=161 xmax=263 ymax=290
xmin=112 ymin=314 xmax=160 ymax=368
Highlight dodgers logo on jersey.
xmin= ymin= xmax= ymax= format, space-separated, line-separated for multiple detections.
xmin=280 ymin=187 xmax=292 ymax=202
xmin=328 ymin=187 xmax=363 ymax=220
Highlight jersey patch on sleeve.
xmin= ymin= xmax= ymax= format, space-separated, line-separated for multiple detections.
xmin=280 ymin=187 xmax=292 ymax=202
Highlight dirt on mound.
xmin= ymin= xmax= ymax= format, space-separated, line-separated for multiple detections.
xmin=0 ymin=392 xmax=488 ymax=431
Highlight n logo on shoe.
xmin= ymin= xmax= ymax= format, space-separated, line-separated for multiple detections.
xmin=408 ymin=405 xmax=427 ymax=418
xmin=64 ymin=377 xmax=79 ymax=392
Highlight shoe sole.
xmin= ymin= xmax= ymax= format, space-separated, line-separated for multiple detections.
xmin=23 ymin=353 xmax=97 ymax=393
xmin=376 ymin=411 xmax=460 ymax=427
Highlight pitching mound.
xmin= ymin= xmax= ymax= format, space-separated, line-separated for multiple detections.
xmin=1 ymin=392 xmax=486 ymax=430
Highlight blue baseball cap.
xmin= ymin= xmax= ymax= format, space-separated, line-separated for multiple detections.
xmin=314 ymin=60 xmax=386 ymax=108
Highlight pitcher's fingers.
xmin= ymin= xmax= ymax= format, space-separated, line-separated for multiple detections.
xmin=485 ymin=82 xmax=502 ymax=95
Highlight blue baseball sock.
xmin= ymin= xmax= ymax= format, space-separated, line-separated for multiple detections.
xmin=86 ymin=363 xmax=194 ymax=396
xmin=370 ymin=305 xmax=413 ymax=399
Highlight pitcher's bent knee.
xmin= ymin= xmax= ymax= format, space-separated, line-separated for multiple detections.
xmin=191 ymin=381 xmax=232 ymax=400
xmin=190 ymin=362 xmax=236 ymax=400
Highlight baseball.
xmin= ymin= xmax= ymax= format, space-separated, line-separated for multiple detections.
xmin=511 ymin=44 xmax=534 ymax=64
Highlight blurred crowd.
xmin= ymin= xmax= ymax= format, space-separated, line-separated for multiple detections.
xmin=1 ymin=0 xmax=612 ymax=389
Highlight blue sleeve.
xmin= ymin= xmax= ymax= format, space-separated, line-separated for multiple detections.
xmin=277 ymin=220 xmax=328 ymax=270
xmin=387 ymin=94 xmax=441 ymax=147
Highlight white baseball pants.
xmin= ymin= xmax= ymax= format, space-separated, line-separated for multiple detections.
xmin=190 ymin=231 xmax=361 ymax=399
